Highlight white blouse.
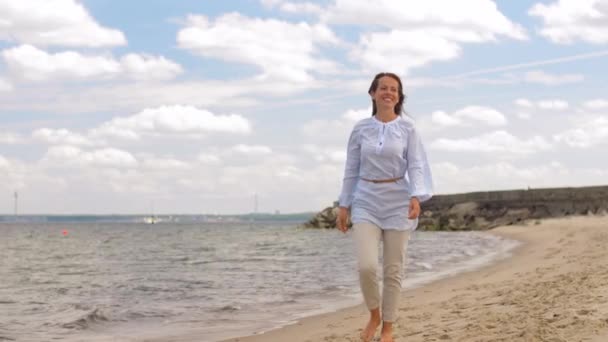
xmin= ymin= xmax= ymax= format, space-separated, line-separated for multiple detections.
xmin=338 ymin=115 xmax=433 ymax=231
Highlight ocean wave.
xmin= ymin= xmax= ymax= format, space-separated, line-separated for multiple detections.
xmin=188 ymin=257 xmax=275 ymax=265
xmin=170 ymin=256 xmax=190 ymax=262
xmin=57 ymin=271 xmax=90 ymax=276
xmin=463 ymin=249 xmax=478 ymax=256
xmin=126 ymin=310 xmax=171 ymax=319
xmin=61 ymin=308 xmax=109 ymax=330
xmin=27 ymin=301 xmax=46 ymax=305
xmin=133 ymin=285 xmax=172 ymax=292
xmin=413 ymin=262 xmax=433 ymax=270
xmin=188 ymin=259 xmax=211 ymax=265
xmin=193 ymin=246 xmax=215 ymax=252
xmin=213 ymin=305 xmax=241 ymax=312
xmin=322 ymin=285 xmax=347 ymax=292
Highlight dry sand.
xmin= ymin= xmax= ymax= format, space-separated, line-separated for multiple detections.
xmin=224 ymin=216 xmax=608 ymax=342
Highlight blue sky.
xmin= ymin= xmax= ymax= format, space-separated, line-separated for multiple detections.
xmin=1 ymin=0 xmax=608 ymax=214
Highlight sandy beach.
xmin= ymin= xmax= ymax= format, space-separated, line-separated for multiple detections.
xmin=221 ymin=215 xmax=608 ymax=342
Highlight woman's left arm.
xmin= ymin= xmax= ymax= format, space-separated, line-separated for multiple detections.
xmin=405 ymin=126 xmax=434 ymax=203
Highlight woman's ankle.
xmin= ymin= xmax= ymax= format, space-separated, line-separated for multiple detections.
xmin=381 ymin=321 xmax=393 ymax=332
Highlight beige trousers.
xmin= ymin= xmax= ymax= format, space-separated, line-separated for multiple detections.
xmin=352 ymin=222 xmax=410 ymax=322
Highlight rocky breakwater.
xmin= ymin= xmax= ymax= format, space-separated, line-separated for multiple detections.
xmin=302 ymin=201 xmax=350 ymax=229
xmin=303 ymin=185 xmax=608 ymax=231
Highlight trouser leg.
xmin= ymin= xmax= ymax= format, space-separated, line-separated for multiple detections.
xmin=381 ymin=229 xmax=410 ymax=322
xmin=352 ymin=222 xmax=382 ymax=311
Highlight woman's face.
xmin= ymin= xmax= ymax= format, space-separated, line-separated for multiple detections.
xmin=371 ymin=76 xmax=400 ymax=113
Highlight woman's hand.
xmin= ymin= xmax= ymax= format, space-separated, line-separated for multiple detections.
xmin=408 ymin=197 xmax=420 ymax=219
xmin=337 ymin=207 xmax=349 ymax=233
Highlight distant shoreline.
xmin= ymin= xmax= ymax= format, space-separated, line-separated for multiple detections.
xmin=0 ymin=212 xmax=316 ymax=224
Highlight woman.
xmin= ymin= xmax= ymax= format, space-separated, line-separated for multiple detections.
xmin=337 ymin=72 xmax=433 ymax=342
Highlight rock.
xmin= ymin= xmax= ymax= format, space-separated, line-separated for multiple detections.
xmin=302 ymin=202 xmax=350 ymax=229
xmin=448 ymin=202 xmax=478 ymax=216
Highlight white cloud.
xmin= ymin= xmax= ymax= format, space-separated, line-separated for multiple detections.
xmin=529 ymin=0 xmax=608 ymax=44
xmin=408 ymin=69 xmax=584 ymax=89
xmin=513 ymin=97 xmax=569 ymax=119
xmin=431 ymin=106 xmax=507 ymax=127
xmin=0 ymin=82 xmax=224 ymax=115
xmin=324 ymin=0 xmax=526 ymax=74
xmin=260 ymin=0 xmax=282 ymax=7
xmin=3 ymin=45 xmax=120 ymax=82
xmin=342 ymin=106 xmax=372 ymax=121
xmin=0 ymin=0 xmax=126 ymax=47
xmin=514 ymin=98 xmax=534 ymax=108
xmin=261 ymin=0 xmax=323 ymax=14
xmin=92 ymin=105 xmax=251 ymax=140
xmin=554 ymin=115 xmax=608 ymax=147
xmin=0 ymin=78 xmax=12 ymax=91
xmin=537 ymin=99 xmax=569 ymax=110
xmin=351 ymin=30 xmax=463 ymax=75
xmin=32 ymin=128 xmax=95 ymax=146
xmin=433 ymin=161 xmax=608 ymax=194
xmin=436 ymin=49 xmax=608 ymax=82
xmin=231 ymin=144 xmax=273 ymax=155
xmin=0 ymin=156 xmax=33 ymax=192
xmin=0 ymin=132 xmax=23 ymax=144
xmin=431 ymin=130 xmax=552 ymax=155
xmin=301 ymin=118 xmax=347 ymax=142
xmin=141 ymin=157 xmax=190 ymax=170
xmin=2 ymin=45 xmax=182 ymax=82
xmin=431 ymin=111 xmax=461 ymax=126
xmin=324 ymin=0 xmax=527 ymax=39
xmin=84 ymin=148 xmax=138 ymax=168
xmin=119 ymin=54 xmax=183 ymax=81
xmin=278 ymin=2 xmax=323 ymax=14
xmin=301 ymin=106 xmax=371 ymax=143
xmin=42 ymin=145 xmax=138 ymax=168
xmin=177 ymin=13 xmax=339 ymax=82
xmin=0 ymin=156 xmax=8 ymax=170
xmin=8 ymin=146 xmax=339 ymax=213
xmin=523 ymin=70 xmax=584 ymax=85
xmin=583 ymin=99 xmax=608 ymax=110
xmin=301 ymin=144 xmax=346 ymax=163
xmin=197 ymin=153 xmax=222 ymax=165
xmin=514 ymin=98 xmax=570 ymax=111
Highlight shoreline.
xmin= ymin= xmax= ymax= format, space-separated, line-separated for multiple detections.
xmin=220 ymin=216 xmax=608 ymax=342
xmin=212 ymin=231 xmax=520 ymax=342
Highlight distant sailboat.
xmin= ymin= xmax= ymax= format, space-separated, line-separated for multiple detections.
xmin=143 ymin=201 xmax=160 ymax=224
xmin=143 ymin=215 xmax=157 ymax=224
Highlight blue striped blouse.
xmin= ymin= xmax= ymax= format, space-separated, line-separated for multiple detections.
xmin=338 ymin=115 xmax=434 ymax=231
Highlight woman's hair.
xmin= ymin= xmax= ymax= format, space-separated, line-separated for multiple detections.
xmin=368 ymin=72 xmax=406 ymax=116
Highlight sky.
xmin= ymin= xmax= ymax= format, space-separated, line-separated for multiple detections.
xmin=1 ymin=0 xmax=608 ymax=215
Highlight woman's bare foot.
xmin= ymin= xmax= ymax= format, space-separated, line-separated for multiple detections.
xmin=360 ymin=308 xmax=381 ymax=342
xmin=360 ymin=317 xmax=381 ymax=341
xmin=380 ymin=321 xmax=394 ymax=342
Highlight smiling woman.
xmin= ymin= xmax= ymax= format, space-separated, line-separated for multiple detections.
xmin=336 ymin=72 xmax=433 ymax=342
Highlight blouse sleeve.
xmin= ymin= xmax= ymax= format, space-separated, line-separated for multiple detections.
xmin=338 ymin=124 xmax=361 ymax=208
xmin=405 ymin=126 xmax=433 ymax=202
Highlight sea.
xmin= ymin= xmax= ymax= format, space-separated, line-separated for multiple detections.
xmin=0 ymin=218 xmax=520 ymax=342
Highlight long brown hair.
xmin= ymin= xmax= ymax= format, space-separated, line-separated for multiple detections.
xmin=367 ymin=72 xmax=406 ymax=116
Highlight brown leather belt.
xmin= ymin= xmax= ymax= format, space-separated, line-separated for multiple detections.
xmin=360 ymin=177 xmax=402 ymax=184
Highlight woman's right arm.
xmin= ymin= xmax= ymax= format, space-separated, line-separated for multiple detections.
xmin=338 ymin=125 xmax=361 ymax=208
xmin=337 ymin=125 xmax=361 ymax=232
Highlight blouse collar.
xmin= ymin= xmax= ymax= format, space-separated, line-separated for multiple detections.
xmin=372 ymin=114 xmax=401 ymax=126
